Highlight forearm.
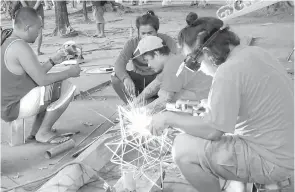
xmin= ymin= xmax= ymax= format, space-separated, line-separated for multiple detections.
xmin=41 ymin=71 xmax=71 ymax=86
xmin=146 ymin=97 xmax=169 ymax=114
xmin=146 ymin=90 xmax=174 ymax=114
xmin=138 ymin=78 xmax=161 ymax=100
xmin=164 ymin=112 xmax=223 ymax=140
xmin=115 ymin=64 xmax=129 ymax=82
xmin=114 ymin=41 xmax=134 ymax=81
xmin=34 ymin=0 xmax=41 ymax=9
xmin=20 ymin=0 xmax=28 ymax=7
xmin=42 ymin=60 xmax=53 ymax=73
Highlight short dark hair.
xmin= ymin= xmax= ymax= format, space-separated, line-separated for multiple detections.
xmin=143 ymin=46 xmax=171 ymax=58
xmin=14 ymin=7 xmax=39 ymax=28
xmin=135 ymin=10 xmax=160 ymax=31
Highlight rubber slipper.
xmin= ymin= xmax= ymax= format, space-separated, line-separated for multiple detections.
xmin=60 ymin=131 xmax=80 ymax=137
xmin=37 ymin=134 xmax=70 ymax=144
xmin=27 ymin=135 xmax=35 ymax=140
xmin=26 ymin=135 xmax=36 ymax=143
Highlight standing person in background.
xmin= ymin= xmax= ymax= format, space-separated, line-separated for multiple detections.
xmin=111 ymin=10 xmax=179 ymax=104
xmin=44 ymin=0 xmax=53 ymax=10
xmin=92 ymin=1 xmax=107 ymax=38
xmin=19 ymin=0 xmax=45 ymax=55
xmin=10 ymin=1 xmax=22 ymax=20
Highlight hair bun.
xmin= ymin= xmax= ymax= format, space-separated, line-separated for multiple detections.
xmin=146 ymin=10 xmax=155 ymax=16
xmin=186 ymin=12 xmax=198 ymax=26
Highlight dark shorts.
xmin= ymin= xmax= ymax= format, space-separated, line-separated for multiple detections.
xmin=93 ymin=6 xmax=105 ymax=24
xmin=36 ymin=5 xmax=45 ymax=25
xmin=189 ymin=135 xmax=294 ymax=190
xmin=127 ymin=71 xmax=157 ymax=95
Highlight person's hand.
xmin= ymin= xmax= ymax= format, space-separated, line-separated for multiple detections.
xmin=131 ymin=95 xmax=145 ymax=107
xmin=51 ymin=51 xmax=68 ymax=64
xmin=175 ymin=99 xmax=190 ymax=110
xmin=200 ymin=99 xmax=208 ymax=108
xmin=123 ymin=78 xmax=135 ymax=97
xmin=67 ymin=65 xmax=81 ymax=77
xmin=148 ymin=112 xmax=168 ymax=136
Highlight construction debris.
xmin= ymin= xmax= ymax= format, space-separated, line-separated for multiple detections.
xmin=45 ymin=139 xmax=75 ymax=159
xmin=287 ymin=47 xmax=295 ymax=62
xmin=12 ymin=173 xmax=22 ymax=179
xmin=82 ymin=122 xmax=93 ymax=126
xmin=38 ymin=167 xmax=48 ymax=170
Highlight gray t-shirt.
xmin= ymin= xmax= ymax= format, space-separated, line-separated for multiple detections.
xmin=205 ymin=46 xmax=294 ymax=169
xmin=157 ymin=54 xmax=212 ymax=101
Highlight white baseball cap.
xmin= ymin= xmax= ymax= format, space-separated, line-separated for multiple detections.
xmin=132 ymin=36 xmax=166 ymax=59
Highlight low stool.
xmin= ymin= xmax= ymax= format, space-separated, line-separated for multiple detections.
xmin=9 ymin=118 xmax=26 ymax=147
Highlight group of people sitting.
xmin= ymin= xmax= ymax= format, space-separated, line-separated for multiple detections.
xmin=1 ymin=7 xmax=293 ymax=192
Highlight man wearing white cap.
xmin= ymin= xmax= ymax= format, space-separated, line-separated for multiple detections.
xmin=131 ymin=35 xmax=212 ymax=113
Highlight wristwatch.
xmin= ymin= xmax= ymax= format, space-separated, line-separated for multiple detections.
xmin=49 ymin=58 xmax=56 ymax=66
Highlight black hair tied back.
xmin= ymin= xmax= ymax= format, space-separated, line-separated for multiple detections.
xmin=186 ymin=12 xmax=198 ymax=26
xmin=146 ymin=10 xmax=155 ymax=16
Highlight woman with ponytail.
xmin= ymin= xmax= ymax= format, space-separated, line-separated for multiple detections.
xmin=149 ymin=14 xmax=294 ymax=192
xmin=111 ymin=10 xmax=178 ymax=104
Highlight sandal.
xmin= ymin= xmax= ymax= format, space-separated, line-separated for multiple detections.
xmin=37 ymin=134 xmax=70 ymax=144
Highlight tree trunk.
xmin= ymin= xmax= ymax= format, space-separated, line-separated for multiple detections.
xmin=72 ymin=0 xmax=77 ymax=8
xmin=53 ymin=1 xmax=71 ymax=36
xmin=82 ymin=0 xmax=89 ymax=22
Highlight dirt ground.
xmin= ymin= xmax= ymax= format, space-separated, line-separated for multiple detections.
xmin=0 ymin=1 xmax=294 ymax=191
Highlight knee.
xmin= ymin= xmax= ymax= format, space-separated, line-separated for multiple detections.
xmin=60 ymin=80 xmax=76 ymax=95
xmin=172 ymin=134 xmax=208 ymax=166
xmin=61 ymin=80 xmax=75 ymax=90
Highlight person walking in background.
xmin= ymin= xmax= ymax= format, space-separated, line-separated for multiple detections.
xmin=44 ymin=0 xmax=54 ymax=10
xmin=92 ymin=1 xmax=107 ymax=38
